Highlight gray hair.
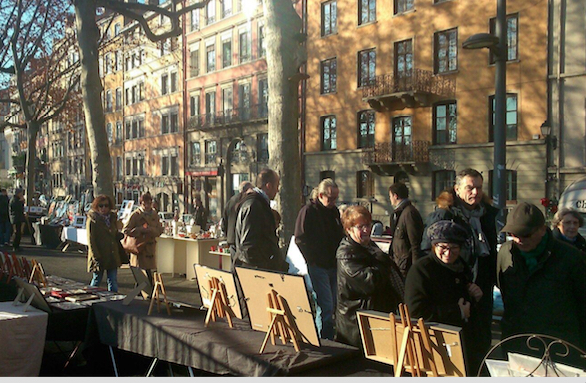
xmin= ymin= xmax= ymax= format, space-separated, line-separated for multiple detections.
xmin=317 ymin=178 xmax=338 ymax=195
xmin=455 ymin=168 xmax=483 ymax=187
xmin=551 ymin=207 xmax=584 ymax=228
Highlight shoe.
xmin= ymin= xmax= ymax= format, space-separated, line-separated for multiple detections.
xmin=12 ymin=247 xmax=20 ymax=252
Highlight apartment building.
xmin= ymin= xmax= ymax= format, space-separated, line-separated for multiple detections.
xmin=304 ymin=0 xmax=549 ymax=220
xmin=184 ymin=0 xmax=269 ymax=220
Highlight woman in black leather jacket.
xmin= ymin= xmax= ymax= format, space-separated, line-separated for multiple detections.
xmin=335 ymin=205 xmax=404 ymax=348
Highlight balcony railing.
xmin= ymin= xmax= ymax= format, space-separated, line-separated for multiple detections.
xmin=362 ymin=141 xmax=430 ymax=164
xmin=189 ymin=103 xmax=268 ymax=131
xmin=362 ymin=69 xmax=456 ymax=100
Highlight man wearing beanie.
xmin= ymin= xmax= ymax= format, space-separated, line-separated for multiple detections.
xmin=497 ymin=202 xmax=586 ymax=366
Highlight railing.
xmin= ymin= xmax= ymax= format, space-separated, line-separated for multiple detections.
xmin=189 ymin=103 xmax=268 ymax=131
xmin=362 ymin=69 xmax=456 ymax=99
xmin=362 ymin=141 xmax=430 ymax=164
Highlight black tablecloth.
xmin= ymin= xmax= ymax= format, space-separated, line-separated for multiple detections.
xmin=85 ymin=300 xmax=360 ymax=376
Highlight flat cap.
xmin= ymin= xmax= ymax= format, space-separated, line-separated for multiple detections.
xmin=501 ymin=202 xmax=545 ymax=237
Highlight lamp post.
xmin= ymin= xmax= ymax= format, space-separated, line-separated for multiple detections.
xmin=463 ymin=0 xmax=507 ymax=238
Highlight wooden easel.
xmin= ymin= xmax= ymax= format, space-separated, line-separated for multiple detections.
xmin=29 ymin=259 xmax=48 ymax=287
xmin=204 ymin=276 xmax=236 ymax=328
xmin=392 ymin=303 xmax=439 ymax=377
xmin=259 ymin=289 xmax=302 ymax=354
xmin=148 ymin=272 xmax=172 ymax=316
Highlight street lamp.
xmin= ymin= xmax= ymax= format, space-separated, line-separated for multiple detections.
xmin=463 ymin=0 xmax=507 ymax=239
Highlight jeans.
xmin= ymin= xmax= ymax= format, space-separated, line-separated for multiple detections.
xmin=90 ymin=268 xmax=119 ymax=292
xmin=308 ymin=264 xmax=337 ymax=340
xmin=0 ymin=219 xmax=11 ymax=245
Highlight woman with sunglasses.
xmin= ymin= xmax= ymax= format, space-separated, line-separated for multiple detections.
xmin=404 ymin=220 xmax=484 ymax=375
xmin=87 ymin=194 xmax=124 ymax=292
xmin=335 ymin=205 xmax=404 ymax=348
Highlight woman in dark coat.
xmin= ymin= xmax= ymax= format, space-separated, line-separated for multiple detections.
xmin=405 ymin=220 xmax=484 ymax=375
xmin=551 ymin=207 xmax=586 ymax=254
xmin=87 ymin=195 xmax=123 ymax=292
xmin=335 ymin=205 xmax=404 ymax=348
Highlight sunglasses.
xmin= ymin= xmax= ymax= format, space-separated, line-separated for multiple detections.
xmin=98 ymin=204 xmax=110 ymax=208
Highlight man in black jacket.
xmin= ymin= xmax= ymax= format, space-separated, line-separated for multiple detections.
xmin=234 ymin=169 xmax=287 ymax=272
xmin=0 ymin=189 xmax=11 ymax=246
xmin=221 ymin=181 xmax=253 ymax=270
xmin=294 ymin=178 xmax=344 ymax=339
xmin=389 ymin=182 xmax=424 ymax=278
xmin=9 ymin=188 xmax=26 ymax=252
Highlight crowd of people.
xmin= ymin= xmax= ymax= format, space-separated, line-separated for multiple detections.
xmin=84 ymin=166 xmax=586 ymax=375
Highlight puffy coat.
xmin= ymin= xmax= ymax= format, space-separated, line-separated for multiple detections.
xmin=234 ymin=191 xmax=287 ymax=272
xmin=335 ymin=237 xmax=404 ymax=348
xmin=122 ymin=207 xmax=164 ymax=270
xmin=497 ymin=230 xmax=586 ymax=351
xmin=87 ymin=210 xmax=123 ymax=272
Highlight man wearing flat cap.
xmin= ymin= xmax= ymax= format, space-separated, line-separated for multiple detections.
xmin=497 ymin=202 xmax=586 ymax=364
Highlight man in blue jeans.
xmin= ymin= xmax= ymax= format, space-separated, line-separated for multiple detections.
xmin=294 ymin=179 xmax=344 ymax=340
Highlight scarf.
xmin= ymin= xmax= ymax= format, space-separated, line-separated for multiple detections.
xmin=100 ymin=212 xmax=111 ymax=228
xmin=519 ymin=232 xmax=549 ymax=273
xmin=459 ymin=204 xmax=491 ymax=258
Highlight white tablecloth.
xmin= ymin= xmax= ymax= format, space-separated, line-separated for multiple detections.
xmin=60 ymin=227 xmax=88 ymax=246
xmin=0 ymin=301 xmax=48 ymax=376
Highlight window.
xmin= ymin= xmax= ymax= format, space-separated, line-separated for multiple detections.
xmin=321 ymin=1 xmax=337 ymax=36
xmin=321 ymin=58 xmax=337 ymax=94
xmin=432 ymin=170 xmax=455 ymax=200
xmin=434 ymin=28 xmax=458 ymax=74
xmin=222 ymin=0 xmax=232 ymax=18
xmin=222 ymin=87 xmax=233 ymax=117
xmin=190 ymin=142 xmax=201 ymax=166
xmin=321 ymin=115 xmax=337 ymax=150
xmin=433 ymin=101 xmax=457 ymax=144
xmin=394 ymin=0 xmax=413 ymax=15
xmin=358 ymin=0 xmax=376 ymax=25
xmin=395 ymin=39 xmax=413 ymax=86
xmin=191 ymin=9 xmax=200 ymax=31
xmin=116 ymin=157 xmax=123 ymax=180
xmin=393 ymin=116 xmax=412 ymax=160
xmin=222 ymin=36 xmax=232 ymax=67
xmin=205 ymin=91 xmax=216 ymax=123
xmin=115 ymin=88 xmax=122 ymax=110
xmin=258 ymin=78 xmax=268 ymax=117
xmin=257 ymin=133 xmax=269 ymax=162
xmin=357 ymin=171 xmax=374 ymax=198
xmin=489 ymin=93 xmax=517 ymax=141
xmin=105 ymin=90 xmax=112 ymax=112
xmin=488 ymin=170 xmax=517 ymax=201
xmin=358 ymin=48 xmax=376 ymax=87
xmin=258 ymin=24 xmax=266 ymax=57
xmin=161 ymin=73 xmax=169 ymax=95
xmin=239 ymin=28 xmax=251 ymax=63
xmin=162 ymin=153 xmax=178 ymax=176
xmin=206 ymin=0 xmax=216 ymax=24
xmin=170 ymin=72 xmax=178 ymax=93
xmin=116 ymin=121 xmax=122 ymax=143
xmin=190 ymin=94 xmax=200 ymax=116
xmin=190 ymin=49 xmax=200 ymax=77
xmin=231 ymin=140 xmax=248 ymax=164
xmin=358 ymin=110 xmax=375 ymax=148
xmin=105 ymin=53 xmax=112 ymax=74
xmin=320 ymin=171 xmax=335 ymax=181
xmin=206 ymin=44 xmax=216 ymax=73
xmin=238 ymin=83 xmax=251 ymax=119
xmin=205 ymin=140 xmax=217 ymax=164
xmin=489 ymin=14 xmax=518 ymax=63
xmin=114 ymin=23 xmax=121 ymax=36
xmin=107 ymin=123 xmax=113 ymax=143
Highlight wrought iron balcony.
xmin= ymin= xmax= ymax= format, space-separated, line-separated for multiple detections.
xmin=362 ymin=69 xmax=456 ymax=111
xmin=189 ymin=103 xmax=268 ymax=131
xmin=362 ymin=141 xmax=430 ymax=175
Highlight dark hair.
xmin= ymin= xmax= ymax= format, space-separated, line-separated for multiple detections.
xmin=341 ymin=205 xmax=372 ymax=232
xmin=256 ymin=168 xmax=278 ymax=189
xmin=139 ymin=192 xmax=152 ymax=204
xmin=91 ymin=194 xmax=114 ymax=211
xmin=389 ymin=182 xmax=409 ymax=199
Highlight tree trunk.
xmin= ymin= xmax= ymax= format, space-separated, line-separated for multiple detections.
xmin=264 ymin=0 xmax=305 ymax=249
xmin=25 ymin=120 xmax=40 ymax=207
xmin=74 ymin=0 xmax=113 ymax=200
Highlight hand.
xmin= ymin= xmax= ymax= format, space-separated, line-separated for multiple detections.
xmin=467 ymin=283 xmax=483 ymax=302
xmin=458 ymin=297 xmax=471 ymax=321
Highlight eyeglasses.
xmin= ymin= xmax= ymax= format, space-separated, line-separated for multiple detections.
xmin=435 ymin=244 xmax=461 ymax=253
xmin=353 ymin=223 xmax=372 ymax=231
xmin=98 ymin=204 xmax=110 ymax=208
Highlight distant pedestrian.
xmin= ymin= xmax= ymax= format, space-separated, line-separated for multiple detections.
xmin=551 ymin=207 xmax=586 ymax=254
xmin=87 ymin=195 xmax=123 ymax=292
xmin=221 ymin=181 xmax=254 ymax=270
xmin=193 ymin=198 xmax=209 ymax=231
xmin=9 ymin=188 xmax=25 ymax=252
xmin=389 ymin=182 xmax=424 ymax=277
xmin=0 ymin=189 xmax=11 ymax=246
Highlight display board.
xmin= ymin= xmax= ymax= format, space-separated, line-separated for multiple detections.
xmin=194 ymin=264 xmax=242 ymax=319
xmin=14 ymin=277 xmax=52 ymax=313
xmin=235 ymin=267 xmax=319 ymax=347
xmin=356 ymin=309 xmax=466 ymax=377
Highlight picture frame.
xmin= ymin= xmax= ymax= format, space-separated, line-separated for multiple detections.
xmin=194 ymin=264 xmax=242 ymax=319
xmin=72 ymin=215 xmax=86 ymax=228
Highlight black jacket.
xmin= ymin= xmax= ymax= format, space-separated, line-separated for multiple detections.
xmin=390 ymin=200 xmax=424 ymax=277
xmin=9 ymin=196 xmax=25 ymax=224
xmin=552 ymin=227 xmax=586 ymax=255
xmin=497 ymin=230 xmax=586 ymax=351
xmin=0 ymin=194 xmax=9 ymax=221
xmin=335 ymin=237 xmax=404 ymax=348
xmin=221 ymin=191 xmax=246 ymax=246
xmin=294 ymin=199 xmax=344 ymax=269
xmin=234 ymin=191 xmax=287 ymax=272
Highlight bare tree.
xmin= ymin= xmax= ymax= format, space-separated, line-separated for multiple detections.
xmin=0 ymin=0 xmax=82 ymax=206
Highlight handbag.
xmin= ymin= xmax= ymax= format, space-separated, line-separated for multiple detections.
xmin=121 ymin=234 xmax=147 ymax=255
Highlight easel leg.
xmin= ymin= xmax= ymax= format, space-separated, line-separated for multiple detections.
xmin=109 ymin=346 xmax=119 ymax=377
